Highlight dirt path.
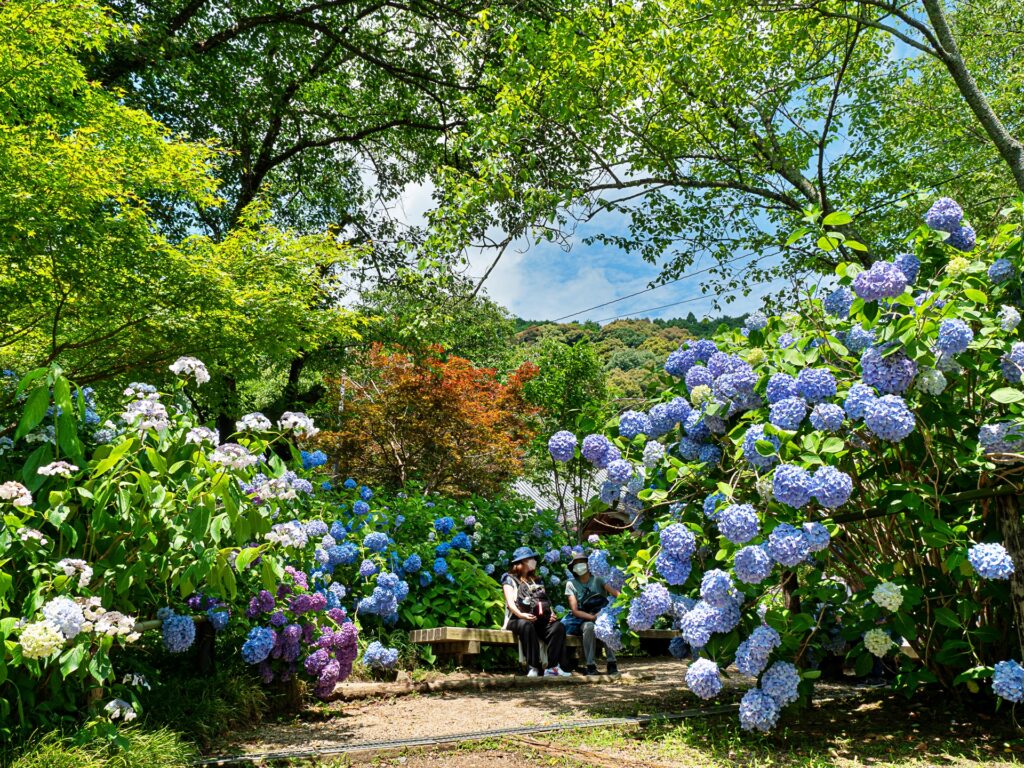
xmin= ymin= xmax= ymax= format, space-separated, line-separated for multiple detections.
xmin=215 ymin=657 xmax=729 ymax=756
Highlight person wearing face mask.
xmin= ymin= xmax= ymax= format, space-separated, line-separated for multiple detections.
xmin=501 ymin=546 xmax=570 ymax=677
xmin=564 ymin=553 xmax=620 ymax=675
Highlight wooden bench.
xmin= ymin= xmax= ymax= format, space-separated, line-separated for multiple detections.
xmin=408 ymin=625 xmax=679 ymax=664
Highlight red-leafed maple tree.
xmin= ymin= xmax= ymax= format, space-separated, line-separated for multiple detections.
xmin=317 ymin=346 xmax=540 ymax=496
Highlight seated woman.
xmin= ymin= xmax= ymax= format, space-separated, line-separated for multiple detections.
xmin=563 ymin=553 xmax=620 ymax=676
xmin=501 ymin=547 xmax=571 ymax=677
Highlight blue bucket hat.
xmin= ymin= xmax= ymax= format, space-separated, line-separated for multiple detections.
xmin=510 ymin=546 xmax=538 ymax=565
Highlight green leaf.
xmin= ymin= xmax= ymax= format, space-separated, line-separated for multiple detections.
xmin=15 ymin=387 xmax=51 ymax=441
xmin=964 ymin=288 xmax=988 ymax=304
xmin=822 ymin=211 xmax=853 ymax=226
xmin=60 ymin=644 xmax=87 ymax=679
xmin=821 ymin=437 xmax=844 ymax=454
xmin=991 ymin=387 xmax=1024 ymax=404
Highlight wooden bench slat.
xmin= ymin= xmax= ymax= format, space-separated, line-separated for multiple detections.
xmin=409 ymin=626 xmax=679 ymax=646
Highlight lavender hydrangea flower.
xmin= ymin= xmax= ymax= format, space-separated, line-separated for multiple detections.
xmin=989 ymin=258 xmax=1015 ymax=284
xmin=581 ymin=434 xmax=613 ymax=467
xmin=359 ymin=559 xmax=378 ymax=578
xmin=924 ymin=197 xmax=963 ymax=233
xmin=801 ymin=522 xmax=831 ymax=552
xmin=686 ymin=365 xmax=715 ymax=390
xmin=656 ymin=551 xmax=692 ymax=585
xmin=735 ymin=545 xmax=773 ymax=585
xmin=765 ymin=374 xmax=797 ymax=405
xmin=619 ymin=410 xmax=653 ymax=440
xmin=948 ymin=225 xmax=976 ymax=252
xmin=703 ymin=492 xmax=726 ymax=520
xmin=736 ymin=625 xmax=781 ymax=677
xmin=665 ymin=348 xmax=697 ymax=378
xmin=606 ymin=459 xmax=634 ymax=485
xmin=718 ymin=503 xmax=760 ymax=544
xmin=739 ymin=688 xmax=780 ymax=732
xmin=844 ymin=383 xmax=877 ymax=420
xmin=685 ymin=658 xmax=723 ymax=699
xmin=796 ymin=368 xmax=836 ymax=404
xmin=861 ymin=347 xmax=917 ymax=394
xmin=700 ymin=569 xmax=736 ymax=608
xmin=766 ymin=523 xmax=810 ymax=566
xmin=894 ymin=253 xmax=920 ymax=284
xmin=968 ymin=543 xmax=1015 ymax=580
xmin=761 ymin=661 xmax=800 ymax=706
xmin=1001 ymin=342 xmax=1024 ymax=384
xmin=993 ymin=660 xmax=1024 ymax=703
xmin=936 ymin=319 xmax=973 ymax=355
xmin=627 ymin=583 xmax=672 ymax=630
xmin=769 ymin=397 xmax=808 ymax=431
xmin=812 ymin=465 xmax=853 ymax=509
xmin=742 ymin=424 xmax=780 ymax=469
xmin=823 ymin=286 xmax=853 ymax=319
xmin=809 ymin=403 xmax=844 ymax=433
xmin=548 ymin=431 xmax=577 ymax=462
xmin=853 ymin=261 xmax=908 ymax=301
xmin=845 ymin=325 xmax=875 ymax=354
xmin=864 ymin=395 xmax=915 ymax=442
xmin=772 ymin=465 xmax=814 ymax=508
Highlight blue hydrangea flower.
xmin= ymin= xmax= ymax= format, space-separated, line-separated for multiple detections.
xmin=669 ymin=636 xmax=690 ymax=659
xmin=685 ymin=658 xmax=723 ymax=699
xmin=736 ymin=625 xmax=781 ymax=677
xmin=809 ymin=403 xmax=844 ymax=433
xmin=853 ymin=261 xmax=908 ymax=301
xmin=161 ymin=612 xmax=196 ymax=654
xmin=864 ymin=395 xmax=915 ymax=442
xmin=993 ymin=660 xmax=1024 ymax=703
xmin=588 ymin=550 xmax=611 ymax=578
xmin=735 ymin=545 xmax=773 ymax=585
xmin=844 ymin=383 xmax=877 ymax=420
xmin=648 ymin=403 xmax=677 ymax=436
xmin=433 ymin=558 xmax=448 ymax=576
xmin=823 ymin=286 xmax=853 ymax=319
xmin=742 ymin=424 xmax=780 ymax=470
xmin=767 ymin=523 xmax=810 ymax=566
xmin=450 ymin=532 xmax=472 ymax=551
xmin=978 ymin=421 xmax=1024 ymax=456
xmin=581 ymin=434 xmax=614 ymax=468
xmin=619 ymin=410 xmax=653 ymax=440
xmin=802 ymin=522 xmax=831 ymax=552
xmin=301 ymin=450 xmax=328 ymax=470
xmin=745 ymin=311 xmax=768 ymax=331
xmin=703 ymin=492 xmax=725 ymax=520
xmin=936 ymin=319 xmax=973 ymax=355
xmin=769 ymin=397 xmax=807 ymax=431
xmin=686 ymin=365 xmax=714 ymax=390
xmin=241 ymin=626 xmax=275 ymax=664
xmin=655 ymin=551 xmax=692 ymax=585
xmin=684 ymin=411 xmax=712 ymax=442
xmin=344 ymin=478 xmax=358 ymax=489
xmin=697 ymin=443 xmax=722 ymax=465
xmin=718 ymin=504 xmax=760 ymax=544
xmin=665 ymin=347 xmax=698 ymax=378
xmin=599 ymin=481 xmax=621 ymax=505
xmin=766 ymin=374 xmax=797 ymax=404
xmin=761 ymin=661 xmax=801 ymax=706
xmin=676 ymin=437 xmax=701 ymax=462
xmin=434 ymin=517 xmax=455 ymax=535
xmin=772 ymin=465 xmax=814 ymax=508
xmin=359 ymin=559 xmax=378 ymax=578
xmin=680 ymin=602 xmax=717 ymax=648
xmin=924 ymin=197 xmax=963 ymax=232
xmin=660 ymin=523 xmax=697 ymax=560
xmin=419 ymin=571 xmax=433 ymax=587
xmin=363 ymin=532 xmax=389 ymax=553
xmin=948 ymin=224 xmax=976 ymax=252
xmin=989 ymin=258 xmax=1015 ymax=284
xmin=594 ymin=605 xmax=624 ymax=652
xmin=353 ymin=500 xmax=370 ymax=516
xmin=796 ymin=368 xmax=836 ymax=404
xmin=666 ymin=396 xmax=692 ymax=424
xmin=547 ymin=431 xmax=577 ymax=462
xmin=207 ymin=609 xmax=229 ymax=632
xmin=627 ymin=583 xmax=672 ymax=630
xmin=861 ymin=347 xmax=917 ymax=394
xmin=700 ymin=569 xmax=736 ymax=608
xmin=331 ymin=543 xmax=359 ymax=566
xmin=845 ymin=325 xmax=875 ymax=354
xmin=363 ymin=640 xmax=400 ymax=669
xmin=739 ymin=688 xmax=780 ymax=732
xmin=642 ymin=440 xmax=666 ymax=468
xmin=968 ymin=543 xmax=1014 ymax=580
xmin=999 ymin=305 xmax=1021 ymax=332
xmin=812 ymin=465 xmax=853 ymax=509
xmin=894 ymin=253 xmax=920 ymax=284
xmin=1001 ymin=342 xmax=1024 ymax=383
xmin=777 ymin=332 xmax=796 ymax=348
xmin=606 ymin=459 xmax=635 ymax=485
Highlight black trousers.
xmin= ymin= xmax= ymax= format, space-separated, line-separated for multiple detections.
xmin=508 ymin=616 xmax=566 ymax=670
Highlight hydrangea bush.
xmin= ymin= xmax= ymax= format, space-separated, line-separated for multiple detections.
xmin=547 ymin=199 xmax=1024 ymax=729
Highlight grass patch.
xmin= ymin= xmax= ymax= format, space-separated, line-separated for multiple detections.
xmin=5 ymin=728 xmax=196 ymax=768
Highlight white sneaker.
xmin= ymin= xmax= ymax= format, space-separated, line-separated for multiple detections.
xmin=526 ymin=667 xmax=541 ymax=677
xmin=545 ymin=666 xmax=571 ymax=677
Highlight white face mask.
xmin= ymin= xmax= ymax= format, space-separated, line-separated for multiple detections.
xmin=572 ymin=563 xmax=589 ymax=576
xmin=525 ymin=559 xmax=537 ymax=572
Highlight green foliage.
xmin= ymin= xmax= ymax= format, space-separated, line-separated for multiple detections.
xmin=7 ymin=727 xmax=196 ymax=768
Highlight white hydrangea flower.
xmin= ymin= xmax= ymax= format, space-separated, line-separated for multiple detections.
xmin=169 ymin=356 xmax=210 ymax=385
xmin=42 ymin=596 xmax=85 ymax=639
xmin=122 ymin=398 xmax=170 ymax=432
xmin=278 ymin=411 xmax=319 ymax=438
xmin=18 ymin=528 xmax=48 ymax=546
xmin=915 ymin=368 xmax=947 ymax=396
xmin=185 ymin=426 xmax=220 ymax=446
xmin=864 ymin=628 xmax=895 ymax=657
xmin=57 ymin=558 xmax=93 ymax=588
xmin=235 ymin=412 xmax=272 ymax=432
xmin=999 ymin=305 xmax=1021 ymax=332
xmin=19 ymin=620 xmax=65 ymax=658
xmin=24 ymin=426 xmax=56 ymax=445
xmin=38 ymin=460 xmax=79 ymax=478
xmin=0 ymin=481 xmax=32 ymax=507
xmin=123 ymin=672 xmax=151 ymax=689
xmin=104 ymin=698 xmax=137 ymax=721
xmin=872 ymin=581 xmax=904 ymax=612
xmin=209 ymin=443 xmax=259 ymax=470
xmin=123 ymin=382 xmax=159 ymax=400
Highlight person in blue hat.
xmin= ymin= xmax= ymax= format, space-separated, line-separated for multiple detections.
xmin=501 ymin=546 xmax=570 ymax=677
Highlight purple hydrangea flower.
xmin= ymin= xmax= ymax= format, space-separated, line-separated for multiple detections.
xmin=853 ymin=261 xmax=908 ymax=301
xmin=861 ymin=347 xmax=917 ymax=394
xmin=864 ymin=395 xmax=915 ymax=442
xmin=924 ymin=197 xmax=963 ymax=233
xmin=772 ymin=465 xmax=814 ymax=508
xmin=548 ymin=431 xmax=577 ymax=462
xmin=581 ymin=434 xmax=614 ymax=467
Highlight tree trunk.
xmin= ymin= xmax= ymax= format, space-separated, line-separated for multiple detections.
xmin=921 ymin=0 xmax=1024 ymax=193
xmin=997 ymin=493 xmax=1024 ymax=658
xmin=781 ymin=569 xmax=800 ymax=613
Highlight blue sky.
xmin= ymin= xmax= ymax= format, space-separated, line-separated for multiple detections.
xmin=397 ymin=181 xmax=779 ymax=324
